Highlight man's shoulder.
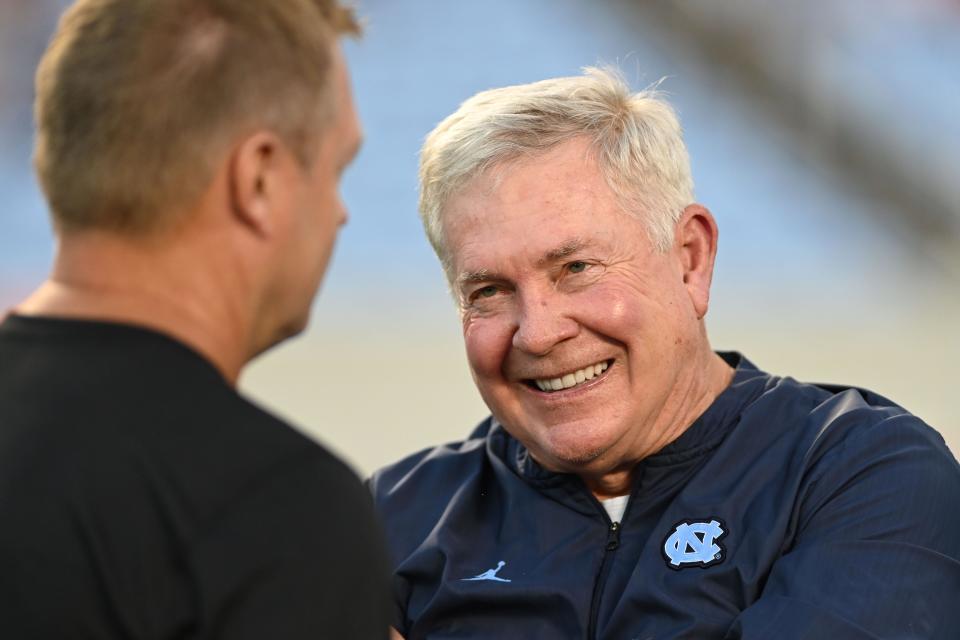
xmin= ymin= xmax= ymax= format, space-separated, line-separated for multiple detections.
xmin=712 ymin=359 xmax=957 ymax=511
xmin=369 ymin=417 xmax=501 ymax=560
xmin=785 ymin=379 xmax=958 ymax=506
xmin=0 ymin=312 xmax=359 ymax=533
xmin=741 ymin=370 xmax=948 ymax=459
xmin=731 ymin=368 xmax=958 ymax=519
xmin=0 ymin=318 xmax=384 ymax=638
xmin=370 ymin=416 xmax=495 ymax=500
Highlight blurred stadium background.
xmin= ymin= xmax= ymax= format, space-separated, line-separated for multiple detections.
xmin=1 ymin=0 xmax=957 ymax=476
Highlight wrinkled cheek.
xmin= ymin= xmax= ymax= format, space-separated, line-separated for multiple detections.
xmin=608 ymin=297 xmax=629 ymax=323
xmin=464 ymin=327 xmax=516 ymax=423
xmin=463 ymin=319 xmax=522 ymax=421
xmin=584 ymin=287 xmax=640 ymax=330
xmin=462 ymin=320 xmax=511 ymax=379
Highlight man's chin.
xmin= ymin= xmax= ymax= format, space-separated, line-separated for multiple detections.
xmin=250 ymin=311 xmax=311 ymax=361
xmin=501 ymin=417 xmax=622 ymax=471
xmin=527 ymin=438 xmax=611 ymax=472
xmin=276 ymin=312 xmax=310 ymax=344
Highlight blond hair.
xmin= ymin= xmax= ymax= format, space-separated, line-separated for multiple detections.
xmin=419 ymin=67 xmax=694 ymax=267
xmin=34 ymin=0 xmax=360 ymax=234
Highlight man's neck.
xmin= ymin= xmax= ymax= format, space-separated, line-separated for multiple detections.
xmin=16 ymin=231 xmax=256 ymax=385
xmin=581 ymin=348 xmax=735 ymax=500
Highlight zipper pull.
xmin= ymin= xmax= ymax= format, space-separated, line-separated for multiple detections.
xmin=606 ymin=521 xmax=621 ymax=551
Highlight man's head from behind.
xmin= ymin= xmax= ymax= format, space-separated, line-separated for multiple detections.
xmin=32 ymin=0 xmax=362 ymax=350
xmin=35 ymin=0 xmax=359 ymax=235
xmin=419 ymin=69 xmax=724 ymax=486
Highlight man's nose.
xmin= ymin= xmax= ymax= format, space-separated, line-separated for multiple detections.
xmin=512 ymin=292 xmax=579 ymax=356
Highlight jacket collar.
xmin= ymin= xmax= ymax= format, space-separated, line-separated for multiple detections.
xmin=485 ymin=352 xmax=771 ymax=492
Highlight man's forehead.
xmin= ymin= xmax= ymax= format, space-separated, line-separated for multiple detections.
xmin=330 ymin=42 xmax=361 ymax=142
xmin=539 ymin=237 xmax=589 ymax=265
xmin=461 ymin=167 xmax=600 ymax=211
xmin=442 ymin=138 xmax=634 ymax=282
xmin=454 ymin=236 xmax=596 ymax=285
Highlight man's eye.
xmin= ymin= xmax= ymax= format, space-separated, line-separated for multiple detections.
xmin=568 ymin=261 xmax=588 ymax=274
xmin=477 ymin=285 xmax=498 ymax=298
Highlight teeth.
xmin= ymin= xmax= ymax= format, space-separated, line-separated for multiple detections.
xmin=533 ymin=360 xmax=609 ymax=392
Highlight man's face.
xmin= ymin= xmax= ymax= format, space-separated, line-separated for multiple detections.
xmin=275 ymin=45 xmax=361 ymax=338
xmin=444 ymin=137 xmax=705 ymax=474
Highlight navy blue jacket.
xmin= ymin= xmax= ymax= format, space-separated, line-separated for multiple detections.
xmin=371 ymin=354 xmax=960 ymax=639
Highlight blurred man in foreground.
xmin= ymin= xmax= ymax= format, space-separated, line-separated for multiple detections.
xmin=0 ymin=1 xmax=390 ymax=637
xmin=372 ymin=68 xmax=960 ymax=639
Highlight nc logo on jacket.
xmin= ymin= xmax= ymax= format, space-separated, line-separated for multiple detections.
xmin=662 ymin=519 xmax=726 ymax=569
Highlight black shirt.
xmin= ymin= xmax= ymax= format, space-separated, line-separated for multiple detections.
xmin=0 ymin=314 xmax=390 ymax=639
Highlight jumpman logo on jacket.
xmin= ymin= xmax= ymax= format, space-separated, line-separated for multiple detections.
xmin=461 ymin=560 xmax=512 ymax=582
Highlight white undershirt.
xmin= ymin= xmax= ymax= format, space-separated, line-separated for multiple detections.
xmin=601 ymin=495 xmax=630 ymax=523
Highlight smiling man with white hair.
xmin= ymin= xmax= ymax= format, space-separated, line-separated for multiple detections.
xmin=372 ymin=68 xmax=960 ymax=639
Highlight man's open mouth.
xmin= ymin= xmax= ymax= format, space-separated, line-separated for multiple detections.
xmin=526 ymin=359 xmax=612 ymax=393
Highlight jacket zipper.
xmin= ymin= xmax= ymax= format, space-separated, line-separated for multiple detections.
xmin=586 ymin=519 xmax=622 ymax=639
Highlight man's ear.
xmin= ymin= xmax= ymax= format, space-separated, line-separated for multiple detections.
xmin=227 ymin=132 xmax=284 ymax=237
xmin=675 ymin=204 xmax=719 ymax=319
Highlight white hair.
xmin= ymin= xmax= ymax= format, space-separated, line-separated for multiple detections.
xmin=418 ymin=67 xmax=695 ymax=269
